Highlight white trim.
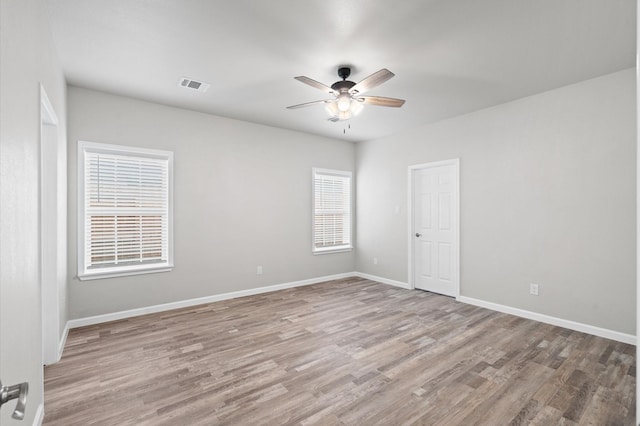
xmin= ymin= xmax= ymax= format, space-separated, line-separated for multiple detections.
xmin=407 ymin=166 xmax=413 ymax=289
xmin=43 ymin=322 xmax=68 ymax=366
xmin=78 ymin=266 xmax=174 ymax=281
xmin=67 ymin=272 xmax=355 ymax=329
xmin=78 ymin=140 xmax=173 ymax=159
xmin=312 ymin=167 xmax=353 ymax=178
xmin=32 ymin=402 xmax=44 ymax=426
xmin=60 ymin=272 xmax=635 ymax=356
xmin=361 ymin=274 xmax=635 ymax=345
xmin=360 ymin=275 xmax=635 ymax=345
xmin=312 ymin=247 xmax=353 ymax=255
xmin=40 ymin=84 xmax=61 ymax=366
xmin=458 ymin=296 xmax=636 ymax=345
xmin=636 ymin=0 xmax=640 ymax=417
xmin=407 ymin=158 xmax=460 ymax=297
xmin=57 ymin=322 xmax=69 ymax=361
xmin=39 ymin=84 xmax=58 ymax=126
xmin=353 ymin=272 xmax=411 ymax=290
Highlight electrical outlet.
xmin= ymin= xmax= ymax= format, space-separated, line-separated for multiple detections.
xmin=530 ymin=283 xmax=539 ymax=296
xmin=257 ymin=265 xmax=263 ymax=275
xmin=373 ymin=257 xmax=378 ymax=265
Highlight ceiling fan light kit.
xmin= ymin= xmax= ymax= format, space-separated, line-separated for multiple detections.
xmin=287 ymin=66 xmax=405 ymax=122
xmin=325 ymin=96 xmax=364 ymax=121
xmin=337 ymin=93 xmax=352 ymax=112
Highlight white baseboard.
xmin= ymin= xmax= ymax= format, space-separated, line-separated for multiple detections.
xmin=64 ymin=272 xmax=635 ymax=347
xmin=67 ymin=272 xmax=356 ymax=329
xmin=457 ymin=296 xmax=636 ymax=345
xmin=353 ymin=272 xmax=411 ymax=290
xmin=33 ymin=402 xmax=44 ymax=426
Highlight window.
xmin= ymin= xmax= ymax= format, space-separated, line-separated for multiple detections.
xmin=312 ymin=168 xmax=352 ymax=254
xmin=78 ymin=141 xmax=173 ymax=280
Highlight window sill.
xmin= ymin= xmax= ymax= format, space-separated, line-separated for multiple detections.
xmin=312 ymin=247 xmax=353 ymax=255
xmin=78 ymin=265 xmax=174 ymax=281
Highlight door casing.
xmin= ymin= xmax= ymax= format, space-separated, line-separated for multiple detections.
xmin=40 ymin=85 xmax=61 ymax=366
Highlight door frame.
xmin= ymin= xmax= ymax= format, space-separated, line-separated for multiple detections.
xmin=407 ymin=158 xmax=460 ymax=297
xmin=40 ymin=84 xmax=61 ymax=365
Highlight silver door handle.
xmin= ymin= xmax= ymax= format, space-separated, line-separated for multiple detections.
xmin=0 ymin=380 xmax=28 ymax=420
xmin=415 ymin=233 xmax=422 ymax=237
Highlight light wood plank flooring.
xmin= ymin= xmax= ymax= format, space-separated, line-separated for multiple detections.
xmin=44 ymin=278 xmax=635 ymax=425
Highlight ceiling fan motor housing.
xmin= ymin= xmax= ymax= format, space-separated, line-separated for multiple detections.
xmin=331 ymin=80 xmax=356 ymax=92
xmin=332 ymin=67 xmax=356 ymax=92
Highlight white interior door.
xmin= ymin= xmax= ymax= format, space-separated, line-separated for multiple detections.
xmin=411 ymin=160 xmax=459 ymax=297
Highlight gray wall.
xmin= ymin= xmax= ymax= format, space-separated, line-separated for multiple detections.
xmin=67 ymin=87 xmax=356 ymax=319
xmin=68 ymin=69 xmax=635 ymax=336
xmin=0 ymin=0 xmax=67 ymax=423
xmin=356 ymin=69 xmax=636 ymax=335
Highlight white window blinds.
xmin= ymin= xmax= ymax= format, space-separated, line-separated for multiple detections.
xmin=78 ymin=141 xmax=173 ymax=279
xmin=312 ymin=168 xmax=352 ymax=253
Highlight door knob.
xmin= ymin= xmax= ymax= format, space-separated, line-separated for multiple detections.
xmin=0 ymin=380 xmax=28 ymax=420
xmin=415 ymin=233 xmax=422 ymax=237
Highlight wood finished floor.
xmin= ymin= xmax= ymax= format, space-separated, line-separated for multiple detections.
xmin=44 ymin=278 xmax=635 ymax=425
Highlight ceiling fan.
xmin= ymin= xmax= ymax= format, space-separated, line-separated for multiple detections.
xmin=287 ymin=67 xmax=405 ymax=121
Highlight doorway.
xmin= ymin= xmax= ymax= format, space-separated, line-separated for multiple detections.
xmin=408 ymin=159 xmax=459 ymax=297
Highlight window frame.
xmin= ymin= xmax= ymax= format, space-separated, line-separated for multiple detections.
xmin=311 ymin=167 xmax=353 ymax=255
xmin=77 ymin=140 xmax=174 ymax=280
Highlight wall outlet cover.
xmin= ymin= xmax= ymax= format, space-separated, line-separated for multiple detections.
xmin=530 ymin=283 xmax=539 ymax=296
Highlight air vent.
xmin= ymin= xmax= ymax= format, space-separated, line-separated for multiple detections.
xmin=178 ymin=77 xmax=210 ymax=93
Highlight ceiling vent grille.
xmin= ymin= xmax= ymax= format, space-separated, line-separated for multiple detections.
xmin=178 ymin=77 xmax=210 ymax=93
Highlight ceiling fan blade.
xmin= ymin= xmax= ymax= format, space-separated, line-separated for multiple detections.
xmin=350 ymin=69 xmax=395 ymax=94
xmin=359 ymin=96 xmax=405 ymax=107
xmin=294 ymin=76 xmax=336 ymax=94
xmin=286 ymin=99 xmax=333 ymax=109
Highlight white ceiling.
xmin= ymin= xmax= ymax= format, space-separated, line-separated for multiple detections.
xmin=47 ymin=0 xmax=636 ymax=142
